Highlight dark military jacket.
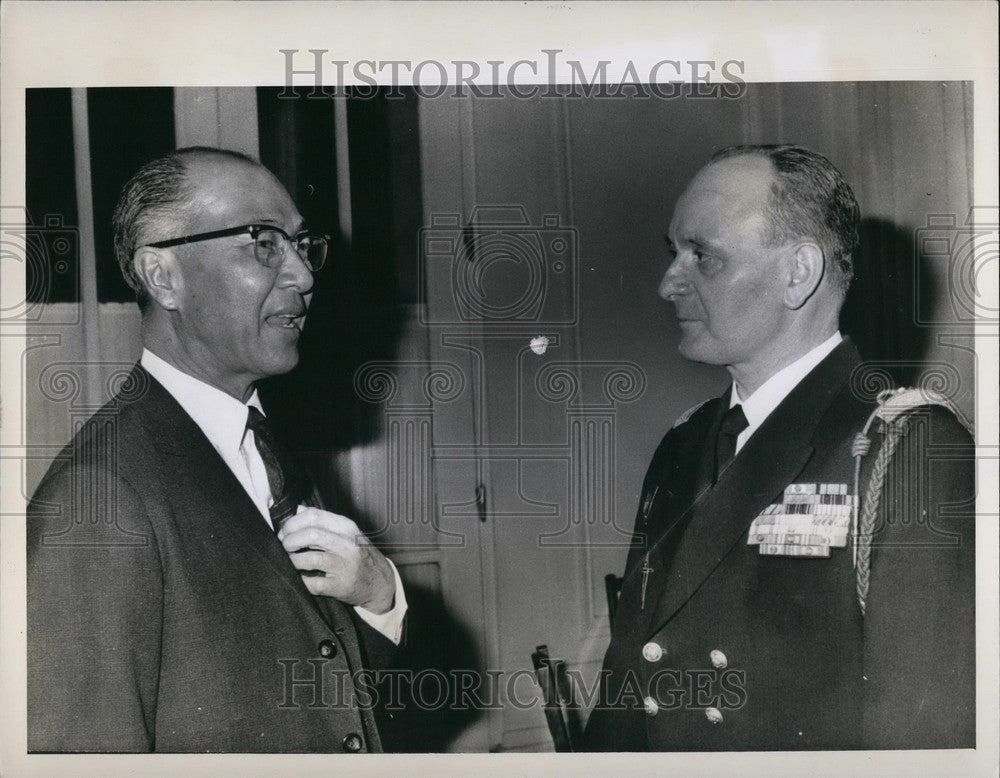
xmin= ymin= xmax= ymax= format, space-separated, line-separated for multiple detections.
xmin=584 ymin=340 xmax=975 ymax=750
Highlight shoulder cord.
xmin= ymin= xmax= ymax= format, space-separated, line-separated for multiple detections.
xmin=850 ymin=387 xmax=973 ymax=616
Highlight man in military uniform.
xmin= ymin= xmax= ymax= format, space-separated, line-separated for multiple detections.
xmin=583 ymin=145 xmax=975 ymax=750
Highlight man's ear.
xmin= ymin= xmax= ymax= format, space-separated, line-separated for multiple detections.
xmin=784 ymin=242 xmax=825 ymax=309
xmin=133 ymin=247 xmax=183 ymax=310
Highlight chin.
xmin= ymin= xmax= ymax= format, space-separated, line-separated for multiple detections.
xmin=261 ymin=353 xmax=301 ymax=378
xmin=677 ymin=338 xmax=726 ymax=367
xmin=676 ymin=337 xmax=703 ymax=361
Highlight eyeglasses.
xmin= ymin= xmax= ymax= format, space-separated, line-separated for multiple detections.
xmin=148 ymin=224 xmax=329 ymax=272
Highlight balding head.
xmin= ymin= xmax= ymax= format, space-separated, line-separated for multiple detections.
xmin=112 ymin=147 xmax=262 ymax=310
xmin=708 ymin=145 xmax=860 ymax=299
xmin=660 ymin=146 xmax=854 ymax=395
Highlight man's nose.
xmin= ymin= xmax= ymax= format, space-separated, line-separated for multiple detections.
xmin=658 ymin=258 xmax=691 ymax=301
xmin=278 ymin=248 xmax=314 ymax=295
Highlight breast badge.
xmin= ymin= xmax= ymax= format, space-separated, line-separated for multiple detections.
xmin=747 ymin=483 xmax=855 ymax=557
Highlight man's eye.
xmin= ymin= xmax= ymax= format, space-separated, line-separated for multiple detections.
xmin=694 ymin=252 xmax=719 ymax=273
xmin=256 ymin=233 xmax=281 ymax=253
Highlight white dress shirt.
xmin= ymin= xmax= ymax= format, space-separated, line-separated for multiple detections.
xmin=141 ymin=349 xmax=406 ymax=643
xmin=730 ymin=332 xmax=843 ymax=454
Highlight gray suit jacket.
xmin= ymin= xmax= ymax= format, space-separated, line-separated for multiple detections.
xmin=28 ymin=366 xmax=393 ymax=752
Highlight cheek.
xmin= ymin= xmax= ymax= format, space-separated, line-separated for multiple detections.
xmin=702 ymin=274 xmax=780 ymax=332
xmin=183 ymin=283 xmax=217 ymax=325
xmin=185 ymin=276 xmax=267 ymax=337
xmin=732 ymin=285 xmax=785 ymax=341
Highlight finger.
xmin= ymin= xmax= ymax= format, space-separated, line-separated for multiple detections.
xmin=286 ymin=549 xmax=356 ymax=576
xmin=291 ymin=548 xmax=394 ymax=609
xmin=279 ymin=525 xmax=354 ymax=554
xmin=300 ymin=574 xmax=349 ymax=599
xmin=276 ymin=508 xmax=359 ymax=539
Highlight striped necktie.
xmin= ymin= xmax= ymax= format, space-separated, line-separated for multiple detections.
xmin=245 ymin=406 xmax=307 ymax=531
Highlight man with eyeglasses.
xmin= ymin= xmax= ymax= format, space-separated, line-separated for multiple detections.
xmin=27 ymin=147 xmax=406 ymax=753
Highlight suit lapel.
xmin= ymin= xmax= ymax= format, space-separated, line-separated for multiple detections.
xmin=642 ymin=341 xmax=862 ymax=637
xmin=123 ymin=365 xmax=332 ymax=625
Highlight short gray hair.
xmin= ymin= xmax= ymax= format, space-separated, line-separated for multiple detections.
xmin=709 ymin=144 xmax=860 ymax=296
xmin=112 ymin=146 xmax=259 ymax=309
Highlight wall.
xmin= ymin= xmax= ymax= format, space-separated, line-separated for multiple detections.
xmin=414 ymin=80 xmax=974 ymax=750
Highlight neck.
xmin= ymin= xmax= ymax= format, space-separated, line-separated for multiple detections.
xmin=728 ymin=328 xmax=837 ymax=400
xmin=142 ymin=320 xmax=255 ymax=403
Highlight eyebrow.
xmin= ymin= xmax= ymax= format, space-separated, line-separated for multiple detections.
xmin=253 ymin=217 xmax=308 ymax=233
xmin=664 ymin=233 xmax=711 ymax=250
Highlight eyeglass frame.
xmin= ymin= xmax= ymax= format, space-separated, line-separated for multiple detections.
xmin=147 ymin=223 xmax=330 ymax=271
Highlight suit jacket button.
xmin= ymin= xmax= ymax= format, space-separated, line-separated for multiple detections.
xmin=342 ymin=732 xmax=364 ymax=752
xmin=319 ymin=640 xmax=338 ymax=658
xmin=643 ymin=696 xmax=659 ymax=716
xmin=709 ymin=649 xmax=728 ymax=669
xmin=642 ymin=642 xmax=664 ymax=662
xmin=705 ymin=707 xmax=724 ymax=724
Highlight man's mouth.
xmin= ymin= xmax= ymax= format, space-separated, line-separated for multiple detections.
xmin=266 ymin=312 xmax=306 ymax=332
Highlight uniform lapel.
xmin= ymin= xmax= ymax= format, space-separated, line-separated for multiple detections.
xmin=615 ymin=395 xmax=721 ymax=622
xmin=642 ymin=340 xmax=861 ymax=636
xmin=123 ymin=365 xmax=331 ymax=625
xmin=693 ymin=389 xmax=729 ymax=498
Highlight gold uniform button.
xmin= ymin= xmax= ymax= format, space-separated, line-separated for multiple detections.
xmin=643 ymin=696 xmax=659 ymax=716
xmin=342 ymin=732 xmax=363 ymax=752
xmin=642 ymin=642 xmax=664 ymax=662
xmin=709 ymin=649 xmax=728 ymax=669
xmin=705 ymin=707 xmax=724 ymax=725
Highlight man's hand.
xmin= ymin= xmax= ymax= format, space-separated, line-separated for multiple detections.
xmin=277 ymin=508 xmax=395 ymax=614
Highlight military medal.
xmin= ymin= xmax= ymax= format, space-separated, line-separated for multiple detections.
xmin=639 ymin=553 xmax=654 ymax=610
xmin=747 ymin=483 xmax=856 ymax=557
xmin=637 ymin=485 xmax=659 ymax=610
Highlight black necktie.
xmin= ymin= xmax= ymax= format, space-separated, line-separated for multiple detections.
xmin=245 ymin=406 xmax=307 ymax=532
xmin=714 ymin=404 xmax=749 ymax=484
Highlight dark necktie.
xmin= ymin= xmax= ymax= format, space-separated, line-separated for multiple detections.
xmin=714 ymin=404 xmax=749 ymax=484
xmin=245 ymin=406 xmax=307 ymax=532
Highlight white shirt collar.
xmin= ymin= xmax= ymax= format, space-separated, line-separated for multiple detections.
xmin=730 ymin=332 xmax=843 ymax=437
xmin=140 ymin=348 xmax=263 ymax=460
xmin=139 ymin=350 xmax=409 ymax=645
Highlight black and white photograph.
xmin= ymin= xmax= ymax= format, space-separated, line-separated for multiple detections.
xmin=1 ymin=2 xmax=997 ymax=775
